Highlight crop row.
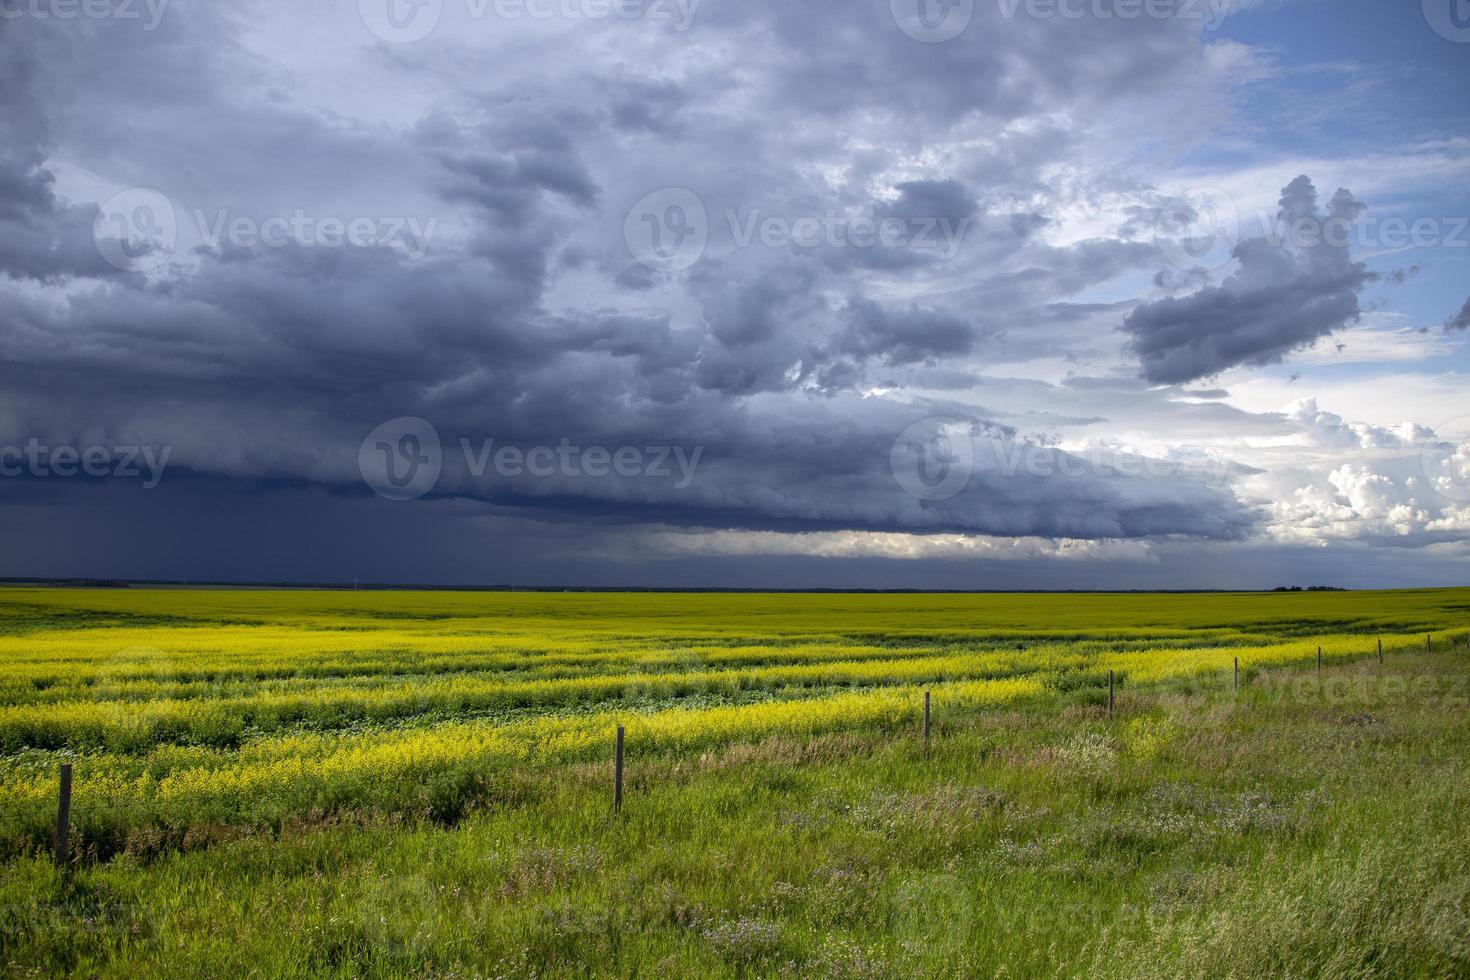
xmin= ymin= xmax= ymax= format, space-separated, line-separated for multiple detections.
xmin=0 ymin=623 xmax=1389 ymax=697
xmin=4 ymin=632 xmax=1458 ymax=838
xmin=1 ymin=634 xmax=1439 ymax=754
xmin=0 ymin=650 xmax=1058 ymax=752
xmin=0 ymin=676 xmax=1047 ymax=856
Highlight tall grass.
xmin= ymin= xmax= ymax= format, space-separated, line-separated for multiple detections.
xmin=2 ymin=648 xmax=1467 ymax=977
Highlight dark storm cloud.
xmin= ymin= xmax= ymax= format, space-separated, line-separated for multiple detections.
xmin=602 ymin=74 xmax=689 ymax=136
xmin=0 ymin=28 xmax=60 ymax=221
xmin=836 ymin=297 xmax=989 ymax=366
xmin=0 ymin=32 xmax=120 ymax=281
xmin=7 ymin=477 xmax=1459 ymax=592
xmin=0 ymin=200 xmax=121 ymax=283
xmin=1123 ymin=176 xmax=1372 ymax=384
xmin=687 ymin=262 xmax=821 ymax=394
xmin=405 ymin=395 xmax=1255 ymax=542
xmin=881 ymin=180 xmax=978 ymax=224
xmin=432 ymin=115 xmax=600 ymax=219
xmin=612 ymin=263 xmax=658 ymax=291
xmin=0 ymin=0 xmax=1287 ymax=557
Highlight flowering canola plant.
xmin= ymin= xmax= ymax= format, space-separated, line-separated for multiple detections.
xmin=0 ymin=587 xmax=1464 ymax=854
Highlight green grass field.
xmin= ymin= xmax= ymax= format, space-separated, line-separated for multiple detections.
xmin=1 ymin=587 xmax=1468 ymax=976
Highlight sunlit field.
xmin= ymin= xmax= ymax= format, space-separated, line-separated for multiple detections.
xmin=2 ymin=586 xmax=1469 ymax=976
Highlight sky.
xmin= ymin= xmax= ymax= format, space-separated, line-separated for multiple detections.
xmin=0 ymin=0 xmax=1467 ymax=589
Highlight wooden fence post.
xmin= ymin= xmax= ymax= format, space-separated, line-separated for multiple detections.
xmin=1107 ymin=670 xmax=1115 ymax=720
xmin=613 ymin=725 xmax=625 ymax=815
xmin=1317 ymin=646 xmax=1322 ymax=672
xmin=1427 ymin=634 xmax=1432 ymax=653
xmin=1377 ymin=637 xmax=1382 ymax=664
xmin=53 ymin=763 xmax=72 ymax=870
xmin=1234 ymin=656 xmax=1239 ymax=692
xmin=923 ymin=691 xmax=931 ymax=746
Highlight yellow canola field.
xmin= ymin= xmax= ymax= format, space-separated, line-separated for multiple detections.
xmin=0 ymin=587 xmax=1464 ymax=848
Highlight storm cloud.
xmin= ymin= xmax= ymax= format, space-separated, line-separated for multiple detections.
xmin=0 ymin=1 xmax=1465 ymax=586
xmin=1123 ymin=177 xmax=1373 ymax=385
